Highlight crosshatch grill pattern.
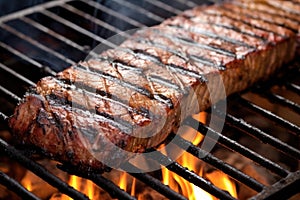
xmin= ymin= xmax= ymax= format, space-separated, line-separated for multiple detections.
xmin=0 ymin=0 xmax=299 ymax=199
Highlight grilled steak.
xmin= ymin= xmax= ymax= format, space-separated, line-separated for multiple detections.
xmin=8 ymin=0 xmax=299 ymax=172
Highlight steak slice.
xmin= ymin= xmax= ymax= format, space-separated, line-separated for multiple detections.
xmin=8 ymin=0 xmax=299 ymax=173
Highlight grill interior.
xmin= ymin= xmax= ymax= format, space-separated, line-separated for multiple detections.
xmin=0 ymin=0 xmax=299 ymax=200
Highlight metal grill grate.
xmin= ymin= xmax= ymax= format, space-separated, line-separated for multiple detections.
xmin=0 ymin=0 xmax=299 ymax=200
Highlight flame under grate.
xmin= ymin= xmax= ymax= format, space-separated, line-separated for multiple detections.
xmin=0 ymin=0 xmax=299 ymax=200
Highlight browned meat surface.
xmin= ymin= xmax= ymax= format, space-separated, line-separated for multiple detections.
xmin=8 ymin=0 xmax=300 ymax=172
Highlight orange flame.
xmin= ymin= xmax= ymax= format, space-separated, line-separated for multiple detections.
xmin=24 ymin=111 xmax=237 ymax=200
xmin=131 ymin=178 xmax=137 ymax=196
xmin=206 ymin=171 xmax=237 ymax=198
xmin=60 ymin=175 xmax=95 ymax=200
xmin=21 ymin=177 xmax=32 ymax=192
xmin=119 ymin=172 xmax=128 ymax=191
xmin=161 ymin=112 xmax=237 ymax=200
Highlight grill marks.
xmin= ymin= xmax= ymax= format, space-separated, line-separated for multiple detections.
xmin=221 ymin=4 xmax=300 ymax=34
xmin=186 ymin=9 xmax=291 ymax=44
xmin=233 ymin=1 xmax=300 ymax=25
xmin=132 ymin=31 xmax=235 ymax=69
xmin=201 ymin=8 xmax=289 ymax=39
xmin=165 ymin=23 xmax=256 ymax=50
xmin=135 ymin=29 xmax=237 ymax=58
xmin=42 ymin=57 xmax=178 ymax=129
xmin=35 ymin=0 xmax=299 ymax=138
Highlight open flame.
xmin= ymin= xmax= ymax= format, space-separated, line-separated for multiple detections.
xmin=119 ymin=172 xmax=128 ymax=191
xmin=161 ymin=112 xmax=237 ymax=200
xmin=20 ymin=112 xmax=237 ymax=200
xmin=21 ymin=176 xmax=32 ymax=192
xmin=206 ymin=171 xmax=237 ymax=198
xmin=117 ymin=112 xmax=237 ymax=200
xmin=59 ymin=175 xmax=95 ymax=200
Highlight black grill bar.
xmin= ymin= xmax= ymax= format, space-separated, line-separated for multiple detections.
xmin=41 ymin=10 xmax=117 ymax=49
xmin=0 ymin=23 xmax=76 ymax=65
xmin=83 ymin=0 xmax=145 ymax=28
xmin=251 ymin=84 xmax=300 ymax=114
xmin=0 ymin=41 xmax=57 ymax=76
xmin=57 ymin=165 xmax=136 ymax=200
xmin=170 ymin=133 xmax=265 ymax=192
xmin=0 ymin=111 xmax=8 ymax=121
xmin=220 ymin=111 xmax=300 ymax=160
xmin=238 ymin=96 xmax=300 ymax=136
xmin=286 ymin=82 xmax=300 ymax=94
xmin=0 ymin=85 xmax=21 ymax=104
xmin=0 ymin=62 xmax=35 ymax=87
xmin=0 ymin=137 xmax=89 ymax=200
xmin=0 ymin=109 xmax=134 ymax=200
xmin=62 ymin=4 xmax=130 ymax=38
xmin=184 ymin=117 xmax=291 ymax=177
xmin=0 ymin=171 xmax=40 ymax=200
xmin=86 ymin=174 xmax=135 ymax=200
xmin=261 ymin=91 xmax=300 ymax=114
xmin=144 ymin=0 xmax=182 ymax=14
xmin=174 ymin=0 xmax=198 ymax=8
xmin=149 ymin=150 xmax=237 ymax=200
xmin=121 ymin=162 xmax=187 ymax=200
xmin=110 ymin=0 xmax=164 ymax=22
xmin=20 ymin=17 xmax=90 ymax=54
xmin=250 ymin=171 xmax=300 ymax=200
xmin=3 ymin=16 xmax=100 ymax=64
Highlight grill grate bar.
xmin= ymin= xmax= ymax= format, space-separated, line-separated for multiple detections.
xmin=144 ymin=0 xmax=182 ymax=14
xmin=121 ymin=162 xmax=187 ymax=200
xmin=0 ymin=85 xmax=21 ymax=104
xmin=0 ymin=62 xmax=35 ymax=88
xmin=0 ymin=111 xmax=8 ymax=121
xmin=170 ymin=133 xmax=265 ymax=192
xmin=57 ymin=165 xmax=136 ymax=200
xmin=0 ymin=62 xmax=36 ymax=87
xmin=238 ymin=96 xmax=300 ymax=136
xmin=149 ymin=150 xmax=237 ymax=200
xmin=20 ymin=17 xmax=89 ymax=54
xmin=252 ymin=85 xmax=300 ymax=114
xmin=0 ymin=23 xmax=76 ymax=65
xmin=0 ymin=0 xmax=71 ymax=23
xmin=286 ymin=82 xmax=300 ymax=94
xmin=0 ymin=138 xmax=89 ymax=200
xmin=173 ymin=0 xmax=198 ymax=8
xmin=84 ymin=0 xmax=145 ymax=28
xmin=184 ymin=117 xmax=291 ymax=177
xmin=251 ymin=171 xmax=300 ymax=200
xmin=63 ymin=4 xmax=130 ymax=38
xmin=0 ymin=39 xmax=56 ymax=76
xmin=42 ymin=9 xmax=117 ymax=49
xmin=0 ymin=171 xmax=40 ymax=200
xmin=261 ymin=91 xmax=300 ymax=114
xmin=0 ymin=41 xmax=45 ymax=71
xmin=110 ymin=0 xmax=164 ymax=22
xmin=221 ymin=111 xmax=300 ymax=159
xmin=86 ymin=174 xmax=136 ymax=200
